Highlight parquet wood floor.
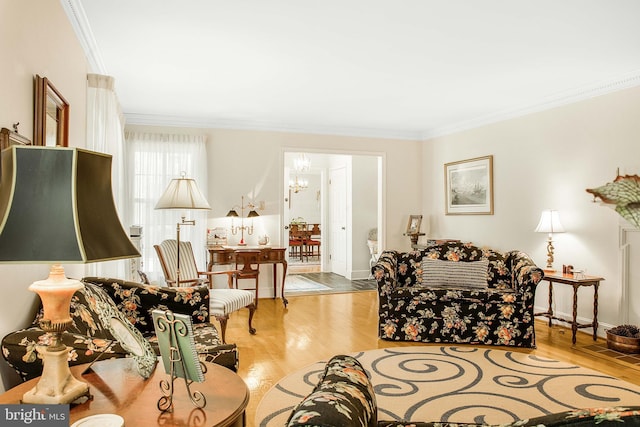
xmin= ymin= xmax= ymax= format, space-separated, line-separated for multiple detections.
xmin=221 ymin=291 xmax=640 ymax=426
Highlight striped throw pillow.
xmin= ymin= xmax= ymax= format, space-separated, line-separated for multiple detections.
xmin=422 ymin=258 xmax=489 ymax=289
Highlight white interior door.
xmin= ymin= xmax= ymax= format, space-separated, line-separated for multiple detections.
xmin=329 ymin=166 xmax=347 ymax=277
xmin=283 ymin=167 xmax=292 ymax=260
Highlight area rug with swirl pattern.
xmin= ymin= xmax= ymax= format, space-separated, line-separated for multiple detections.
xmin=256 ymin=346 xmax=640 ymax=426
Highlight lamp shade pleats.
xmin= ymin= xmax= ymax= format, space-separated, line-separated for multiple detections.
xmin=155 ymin=177 xmax=211 ymax=210
xmin=534 ymin=210 xmax=565 ymax=234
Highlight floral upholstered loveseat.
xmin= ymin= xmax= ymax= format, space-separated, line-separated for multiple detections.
xmin=372 ymin=241 xmax=544 ymax=348
xmin=1 ymin=277 xmax=237 ymax=381
xmin=285 ymin=355 xmax=640 ymax=427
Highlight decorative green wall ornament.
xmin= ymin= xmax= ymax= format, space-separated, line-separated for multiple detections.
xmin=586 ymin=174 xmax=640 ymax=229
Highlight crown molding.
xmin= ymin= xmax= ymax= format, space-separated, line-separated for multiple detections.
xmin=124 ymin=113 xmax=423 ymax=141
xmin=60 ymin=0 xmax=107 ymax=74
xmin=63 ymin=0 xmax=640 ymax=142
xmin=126 ymin=69 xmax=640 ymax=142
xmin=421 ymin=69 xmax=640 ymax=140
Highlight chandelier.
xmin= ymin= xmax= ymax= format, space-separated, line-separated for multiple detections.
xmin=293 ymin=153 xmax=311 ymax=173
xmin=289 ymin=175 xmax=309 ymax=193
xmin=289 ymin=153 xmax=311 ymax=193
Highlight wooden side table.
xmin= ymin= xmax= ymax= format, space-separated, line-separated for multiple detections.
xmin=404 ymin=232 xmax=425 ymax=248
xmin=0 ymin=358 xmax=249 ymax=427
xmin=535 ymin=272 xmax=604 ymax=344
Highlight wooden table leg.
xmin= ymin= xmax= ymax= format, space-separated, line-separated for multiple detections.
xmin=593 ymin=283 xmax=599 ymax=341
xmin=272 ymin=262 xmax=278 ymax=299
xmin=281 ymin=260 xmax=288 ymax=308
xmin=547 ymin=282 xmax=554 ymax=327
xmin=571 ymin=284 xmax=579 ymax=345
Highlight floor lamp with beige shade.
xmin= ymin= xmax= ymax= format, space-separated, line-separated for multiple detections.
xmin=155 ymin=173 xmax=211 ymax=285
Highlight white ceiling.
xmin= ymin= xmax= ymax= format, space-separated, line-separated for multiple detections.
xmin=66 ymin=0 xmax=640 ymax=140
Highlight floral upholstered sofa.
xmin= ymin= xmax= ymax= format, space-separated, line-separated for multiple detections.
xmin=372 ymin=241 xmax=544 ymax=348
xmin=285 ymin=355 xmax=640 ymax=427
xmin=1 ymin=277 xmax=237 ymax=381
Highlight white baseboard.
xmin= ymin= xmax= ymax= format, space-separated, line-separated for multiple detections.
xmin=348 ymin=270 xmax=371 ymax=280
xmin=533 ymin=304 xmax=613 ymax=339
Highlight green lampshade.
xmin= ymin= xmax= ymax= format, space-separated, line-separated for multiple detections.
xmin=0 ymin=146 xmax=140 ymax=263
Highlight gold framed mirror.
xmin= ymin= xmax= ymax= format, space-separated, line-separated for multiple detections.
xmin=34 ymin=75 xmax=69 ymax=147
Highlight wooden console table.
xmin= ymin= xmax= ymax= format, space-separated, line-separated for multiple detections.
xmin=207 ymin=246 xmax=289 ymax=307
xmin=535 ymin=271 xmax=604 ymax=344
xmin=404 ymin=232 xmax=425 ymax=248
xmin=0 ymin=358 xmax=249 ymax=427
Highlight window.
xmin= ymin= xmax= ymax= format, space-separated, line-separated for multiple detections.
xmin=125 ymin=132 xmax=208 ymax=284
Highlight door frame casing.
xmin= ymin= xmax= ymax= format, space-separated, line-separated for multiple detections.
xmin=280 ymin=147 xmax=386 ymax=279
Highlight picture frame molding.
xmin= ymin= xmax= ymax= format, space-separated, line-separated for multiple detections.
xmin=444 ymin=155 xmax=494 ymax=215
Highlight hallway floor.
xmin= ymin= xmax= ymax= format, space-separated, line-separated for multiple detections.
xmin=292 ymin=272 xmax=377 ymax=292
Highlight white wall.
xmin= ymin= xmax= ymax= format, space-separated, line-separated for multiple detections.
xmin=423 ymin=85 xmax=640 ymax=336
xmin=0 ymin=0 xmax=89 ymax=392
xmin=126 ymin=125 xmax=422 ymax=294
xmin=289 ymin=173 xmax=321 ymax=224
xmin=351 ymin=155 xmax=379 ymax=278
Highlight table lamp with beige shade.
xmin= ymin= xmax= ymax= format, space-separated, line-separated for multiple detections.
xmin=534 ymin=209 xmax=565 ymax=272
xmin=0 ymin=146 xmax=140 ymax=404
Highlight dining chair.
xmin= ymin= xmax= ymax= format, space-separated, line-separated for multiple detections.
xmin=154 ymin=239 xmax=256 ymax=343
xmin=234 ymin=250 xmax=261 ymax=307
xmin=289 ymin=224 xmax=308 ymax=262
xmin=289 ymin=226 xmax=304 ymax=260
xmin=305 ymin=223 xmax=321 ymax=258
xmin=305 ymin=237 xmax=321 ymax=259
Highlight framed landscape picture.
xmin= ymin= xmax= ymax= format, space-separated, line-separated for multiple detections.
xmin=445 ymin=155 xmax=494 ymax=215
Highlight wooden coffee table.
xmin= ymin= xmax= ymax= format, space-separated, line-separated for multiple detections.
xmin=0 ymin=358 xmax=249 ymax=426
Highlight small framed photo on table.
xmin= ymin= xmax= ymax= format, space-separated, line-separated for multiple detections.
xmin=406 ymin=215 xmax=423 ymax=234
xmin=445 ymin=155 xmax=494 ymax=215
xmin=208 ymin=227 xmax=228 ymax=247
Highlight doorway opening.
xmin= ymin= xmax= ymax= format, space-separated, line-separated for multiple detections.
xmin=283 ymin=150 xmax=383 ymax=280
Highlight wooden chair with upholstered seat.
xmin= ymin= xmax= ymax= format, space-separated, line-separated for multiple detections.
xmin=305 ymin=223 xmax=321 ymax=259
xmin=234 ymin=250 xmax=261 ymax=307
xmin=289 ymin=226 xmax=304 ymax=261
xmin=305 ymin=238 xmax=321 ymax=259
xmin=154 ymin=239 xmax=256 ymax=343
xmin=289 ymin=224 xmax=310 ymax=262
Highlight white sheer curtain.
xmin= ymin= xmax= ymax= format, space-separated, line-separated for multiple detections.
xmin=125 ymin=132 xmax=208 ymax=285
xmin=85 ymin=74 xmax=128 ymax=279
